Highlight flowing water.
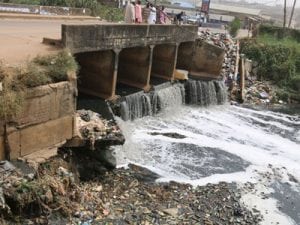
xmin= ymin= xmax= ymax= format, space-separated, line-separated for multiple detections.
xmin=115 ymin=92 xmax=300 ymax=224
xmin=120 ymin=80 xmax=226 ymax=120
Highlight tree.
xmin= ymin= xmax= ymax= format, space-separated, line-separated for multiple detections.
xmin=288 ymin=0 xmax=297 ymax=28
xmin=283 ymin=0 xmax=287 ymax=28
xmin=229 ymin=18 xmax=241 ymax=37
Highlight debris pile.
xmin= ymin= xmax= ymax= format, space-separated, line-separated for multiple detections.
xmin=198 ymin=30 xmax=238 ymax=87
xmin=71 ymin=110 xmax=125 ymax=149
xmin=1 ymin=157 xmax=262 ymax=225
xmin=243 ymin=81 xmax=277 ymax=105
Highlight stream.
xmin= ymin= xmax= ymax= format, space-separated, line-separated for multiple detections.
xmin=115 ymin=104 xmax=300 ymax=225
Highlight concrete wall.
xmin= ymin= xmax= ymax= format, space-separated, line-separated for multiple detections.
xmin=62 ymin=24 xmax=198 ymax=53
xmin=0 ymin=3 xmax=91 ymax=16
xmin=189 ymin=40 xmax=225 ymax=80
xmin=118 ymin=46 xmax=152 ymax=90
xmin=75 ymin=50 xmax=116 ymax=99
xmin=152 ymin=44 xmax=178 ymax=80
xmin=0 ymin=81 xmax=76 ymax=160
xmin=177 ymin=42 xmax=194 ymax=71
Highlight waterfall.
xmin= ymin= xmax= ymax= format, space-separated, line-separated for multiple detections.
xmin=214 ymin=81 xmax=228 ymax=104
xmin=185 ymin=80 xmax=227 ymax=106
xmin=120 ymin=83 xmax=185 ymax=121
xmin=154 ymin=83 xmax=185 ymax=110
xmin=119 ymin=80 xmax=227 ymax=121
xmin=120 ymin=92 xmax=152 ymax=121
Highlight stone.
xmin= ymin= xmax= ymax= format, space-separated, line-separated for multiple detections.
xmin=163 ymin=208 xmax=178 ymax=217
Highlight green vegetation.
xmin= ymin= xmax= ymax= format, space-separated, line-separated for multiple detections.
xmin=33 ymin=50 xmax=78 ymax=82
xmin=241 ymin=26 xmax=300 ymax=103
xmin=90 ymin=3 xmax=123 ymax=22
xmin=0 ymin=50 xmax=78 ymax=120
xmin=229 ymin=18 xmax=241 ymax=37
xmin=0 ymin=76 xmax=24 ymax=121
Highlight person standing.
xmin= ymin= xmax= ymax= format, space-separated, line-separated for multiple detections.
xmin=142 ymin=3 xmax=150 ymax=23
xmin=124 ymin=0 xmax=135 ymax=23
xmin=147 ymin=3 xmax=156 ymax=24
xmin=159 ymin=5 xmax=167 ymax=24
xmin=135 ymin=0 xmax=142 ymax=23
xmin=175 ymin=11 xmax=184 ymax=25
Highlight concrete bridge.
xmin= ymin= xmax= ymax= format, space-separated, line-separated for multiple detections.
xmin=62 ymin=24 xmax=225 ymax=99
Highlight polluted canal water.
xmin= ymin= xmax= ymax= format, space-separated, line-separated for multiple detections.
xmin=114 ymin=80 xmax=300 ymax=225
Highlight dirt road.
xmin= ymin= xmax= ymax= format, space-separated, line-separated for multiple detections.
xmin=0 ymin=18 xmax=102 ymax=65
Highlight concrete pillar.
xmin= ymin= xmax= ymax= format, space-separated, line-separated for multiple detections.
xmin=151 ymin=43 xmax=179 ymax=81
xmin=239 ymin=54 xmax=245 ymax=101
xmin=146 ymin=45 xmax=154 ymax=90
xmin=117 ymin=46 xmax=152 ymax=91
xmin=75 ymin=50 xmax=118 ymax=100
xmin=111 ymin=49 xmax=120 ymax=99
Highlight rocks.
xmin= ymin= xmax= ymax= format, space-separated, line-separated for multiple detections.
xmin=1 ymin=157 xmax=262 ymax=225
xmin=149 ymin=132 xmax=186 ymax=139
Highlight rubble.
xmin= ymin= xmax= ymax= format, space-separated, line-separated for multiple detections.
xmin=0 ymin=156 xmax=262 ymax=225
xmin=75 ymin=110 xmax=125 ymax=149
xmin=198 ymin=30 xmax=238 ymax=88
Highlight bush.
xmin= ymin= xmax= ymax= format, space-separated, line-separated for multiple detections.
xmin=92 ymin=4 xmax=123 ymax=22
xmin=289 ymin=75 xmax=300 ymax=91
xmin=259 ymin=24 xmax=300 ymax=42
xmin=33 ymin=50 xmax=78 ymax=82
xmin=241 ymin=36 xmax=300 ymax=86
xmin=229 ymin=18 xmax=241 ymax=37
xmin=0 ymin=76 xmax=25 ymax=120
xmin=18 ymin=63 xmax=51 ymax=88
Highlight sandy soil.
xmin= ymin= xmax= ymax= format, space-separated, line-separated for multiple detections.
xmin=0 ymin=18 xmax=103 ymax=66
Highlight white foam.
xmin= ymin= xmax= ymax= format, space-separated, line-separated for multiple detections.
xmin=115 ymin=105 xmax=300 ymax=224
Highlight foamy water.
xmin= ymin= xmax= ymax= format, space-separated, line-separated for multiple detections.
xmin=115 ymin=104 xmax=300 ymax=225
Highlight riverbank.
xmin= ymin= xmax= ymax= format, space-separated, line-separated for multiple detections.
xmin=0 ymin=155 xmax=262 ymax=225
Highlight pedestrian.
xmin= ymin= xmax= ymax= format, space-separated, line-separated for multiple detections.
xmin=142 ymin=3 xmax=150 ymax=23
xmin=124 ymin=0 xmax=135 ymax=23
xmin=159 ymin=5 xmax=167 ymax=24
xmin=135 ymin=0 xmax=142 ymax=23
xmin=174 ymin=11 xmax=184 ymax=25
xmin=147 ymin=3 xmax=156 ymax=24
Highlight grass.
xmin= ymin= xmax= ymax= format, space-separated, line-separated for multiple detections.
xmin=0 ymin=75 xmax=25 ymax=120
xmin=0 ymin=50 xmax=78 ymax=120
xmin=33 ymin=50 xmax=78 ymax=83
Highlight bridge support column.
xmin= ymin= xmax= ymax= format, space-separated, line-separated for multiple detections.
xmin=111 ymin=49 xmax=120 ymax=99
xmin=151 ymin=43 xmax=179 ymax=80
xmin=117 ymin=46 xmax=152 ymax=91
xmin=75 ymin=50 xmax=119 ymax=99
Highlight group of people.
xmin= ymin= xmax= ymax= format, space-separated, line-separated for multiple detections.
xmin=124 ymin=1 xmax=169 ymax=24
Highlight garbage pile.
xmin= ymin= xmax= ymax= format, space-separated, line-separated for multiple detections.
xmin=75 ymin=110 xmax=125 ymax=149
xmin=0 ymin=159 xmax=262 ymax=225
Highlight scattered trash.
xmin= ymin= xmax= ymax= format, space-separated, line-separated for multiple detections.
xmin=0 ymin=156 xmax=263 ymax=225
xmin=259 ymin=91 xmax=269 ymax=99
